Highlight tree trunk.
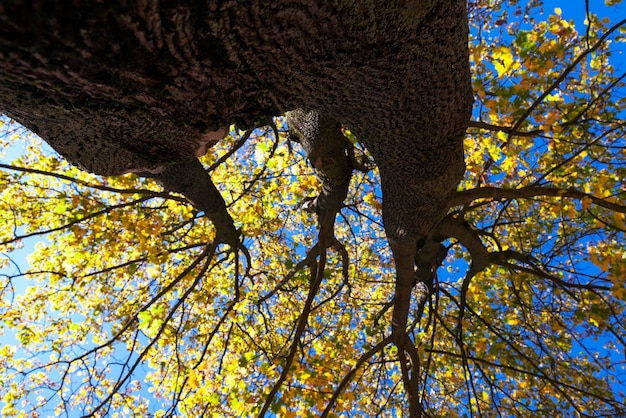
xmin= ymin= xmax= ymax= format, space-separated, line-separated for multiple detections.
xmin=1 ymin=5 xmax=472 ymax=414
xmin=0 ymin=1 xmax=471 ymax=241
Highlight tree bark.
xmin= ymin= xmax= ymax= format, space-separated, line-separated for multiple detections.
xmin=286 ymin=109 xmax=355 ymax=245
xmin=1 ymin=5 xmax=472 ymax=413
xmin=0 ymin=1 xmax=471 ymax=241
xmin=142 ymin=159 xmax=239 ymax=245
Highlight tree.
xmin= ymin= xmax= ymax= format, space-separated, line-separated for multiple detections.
xmin=0 ymin=6 xmax=472 ymax=412
xmin=1 ymin=1 xmax=472 ymax=415
xmin=0 ymin=0 xmax=625 ymax=416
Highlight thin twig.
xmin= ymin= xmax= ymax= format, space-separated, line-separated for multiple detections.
xmin=257 ymin=244 xmax=327 ymax=417
xmin=0 ymin=162 xmax=179 ymax=198
xmin=321 ymin=335 xmax=393 ymax=417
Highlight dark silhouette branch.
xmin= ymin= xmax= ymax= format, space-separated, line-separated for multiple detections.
xmin=451 ymin=186 xmax=626 ymax=213
xmin=147 ymin=159 xmax=239 ymax=245
xmin=468 ymin=120 xmax=543 ymax=137
xmin=388 ymin=238 xmax=422 ymax=416
xmin=258 ymin=244 xmax=327 ymax=417
xmin=321 ymin=335 xmax=393 ymax=417
xmin=0 ymin=162 xmax=182 ymax=199
xmin=1 ymin=196 xmax=155 ymax=246
xmin=257 ymin=244 xmax=320 ymax=304
xmin=86 ymin=243 xmax=218 ymax=417
xmin=531 ymin=127 xmax=618 ymax=186
xmin=206 ymin=128 xmax=253 ymax=172
xmin=425 ymin=347 xmax=625 ymax=412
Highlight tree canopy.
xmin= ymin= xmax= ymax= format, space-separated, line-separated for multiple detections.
xmin=1 ymin=1 xmax=626 ymax=417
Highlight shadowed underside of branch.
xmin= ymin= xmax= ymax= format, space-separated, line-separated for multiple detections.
xmin=140 ymin=159 xmax=239 ymax=245
xmin=0 ymin=1 xmax=473 ymax=416
xmin=285 ymin=109 xmax=364 ymax=246
xmin=286 ymin=108 xmax=443 ymax=416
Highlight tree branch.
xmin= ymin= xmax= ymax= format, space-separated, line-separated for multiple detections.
xmin=467 ymin=120 xmax=543 ymax=137
xmin=87 ymin=243 xmax=218 ymax=417
xmin=258 ymin=243 xmax=327 ymax=417
xmin=321 ymin=335 xmax=393 ymax=417
xmin=451 ymin=186 xmax=626 ymax=213
xmin=148 ymin=159 xmax=239 ymax=245
xmin=1 ymin=196 xmax=155 ymax=246
xmin=286 ymin=109 xmax=353 ymax=246
xmin=206 ymin=128 xmax=253 ymax=172
xmin=0 ymin=162 xmax=180 ymax=199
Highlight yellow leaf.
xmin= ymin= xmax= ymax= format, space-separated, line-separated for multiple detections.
xmin=501 ymin=157 xmax=516 ymax=175
xmin=487 ymin=144 xmax=503 ymax=161
xmin=492 ymin=46 xmax=519 ymax=78
xmin=506 ymin=318 xmax=520 ymax=326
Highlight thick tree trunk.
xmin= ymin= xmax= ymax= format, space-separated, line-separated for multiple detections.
xmin=0 ymin=1 xmax=471 ymax=241
xmin=1 ymin=5 xmax=472 ymax=414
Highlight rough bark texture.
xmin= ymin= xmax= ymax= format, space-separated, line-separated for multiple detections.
xmin=285 ymin=109 xmax=355 ymax=245
xmin=0 ymin=0 xmax=471 ymax=240
xmin=142 ymin=159 xmax=239 ymax=244
xmin=1 ymin=3 xmax=472 ymax=414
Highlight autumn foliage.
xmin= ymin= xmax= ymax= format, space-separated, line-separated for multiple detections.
xmin=1 ymin=2 xmax=625 ymax=416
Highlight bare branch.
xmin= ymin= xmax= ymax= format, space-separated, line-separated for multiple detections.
xmin=206 ymin=128 xmax=253 ymax=172
xmin=150 ymin=159 xmax=239 ymax=245
xmin=1 ymin=196 xmax=155 ymax=246
xmin=256 ymin=244 xmax=319 ymax=304
xmin=258 ymin=244 xmax=327 ymax=417
xmin=87 ymin=243 xmax=218 ymax=416
xmin=321 ymin=335 xmax=393 ymax=417
xmin=467 ymin=120 xmax=543 ymax=137
xmin=0 ymin=162 xmax=179 ymax=199
xmin=451 ymin=186 xmax=626 ymax=213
